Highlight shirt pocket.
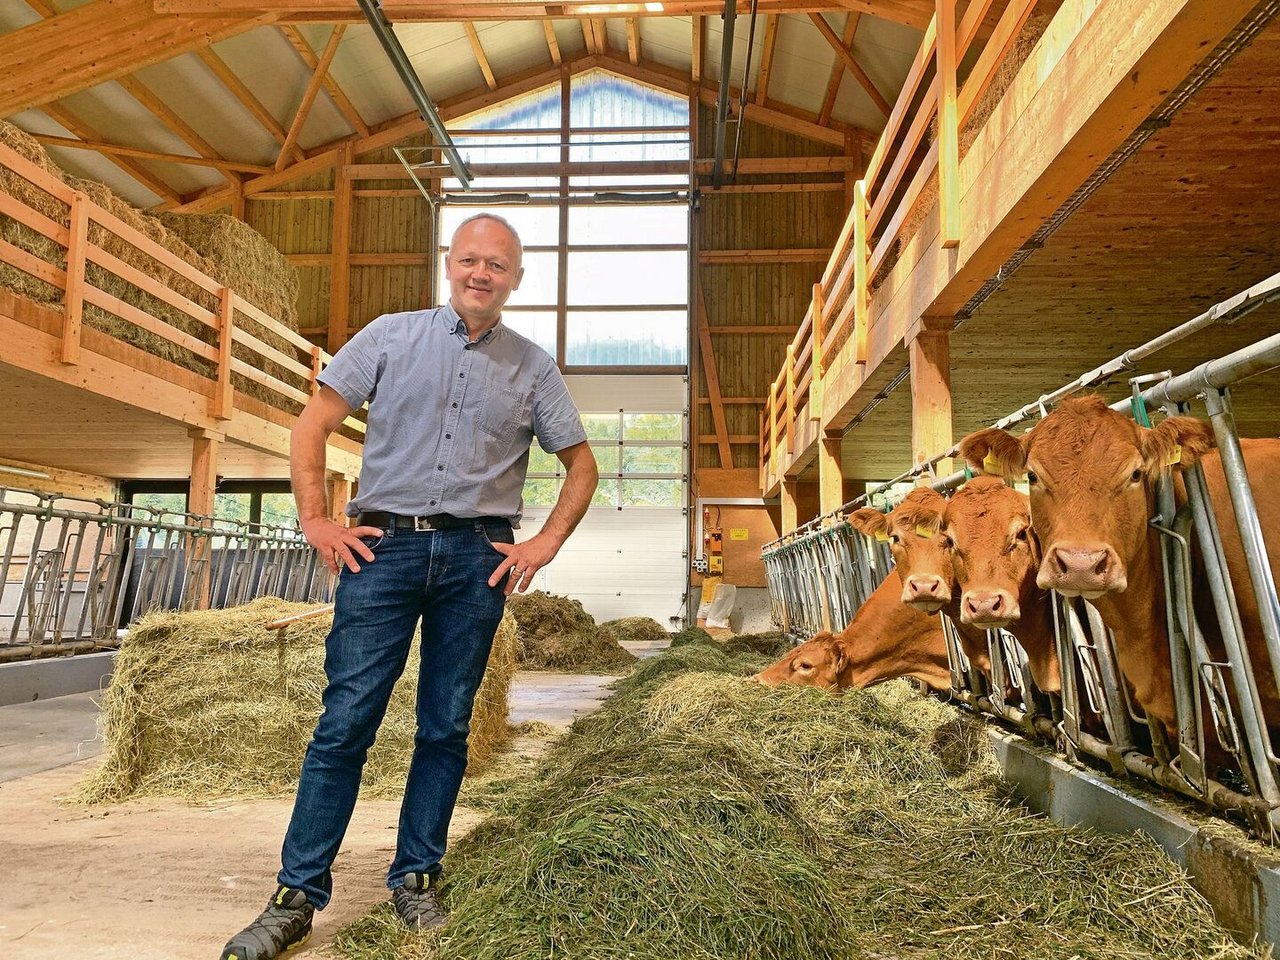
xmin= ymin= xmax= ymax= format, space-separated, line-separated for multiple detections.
xmin=479 ymin=383 xmax=530 ymax=446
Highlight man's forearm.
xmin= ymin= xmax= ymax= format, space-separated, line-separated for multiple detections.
xmin=290 ymin=419 xmax=331 ymax=523
xmin=541 ymin=458 xmax=596 ymax=545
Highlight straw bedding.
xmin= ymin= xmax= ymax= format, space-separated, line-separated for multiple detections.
xmin=505 ymin=591 xmax=637 ymax=672
xmin=0 ymin=121 xmax=307 ymax=412
xmin=336 ymin=635 xmax=1266 ymax=960
xmin=76 ymin=597 xmax=519 ymax=804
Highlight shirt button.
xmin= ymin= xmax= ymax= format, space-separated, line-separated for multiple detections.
xmin=459 ymin=373 xmax=465 ymax=378
xmin=437 ymin=465 xmax=444 ymax=471
xmin=430 ymin=500 xmax=437 ymax=506
xmin=445 ymin=433 xmax=452 ymax=439
xmin=452 ymin=402 xmax=458 ymax=408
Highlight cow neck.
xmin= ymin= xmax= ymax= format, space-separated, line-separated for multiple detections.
xmin=946 ymin=603 xmax=993 ymax=671
xmin=842 ymin=577 xmax=949 ymax=689
xmin=1007 ymin=585 xmax=1061 ymax=694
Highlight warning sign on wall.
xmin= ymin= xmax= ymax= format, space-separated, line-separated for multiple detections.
xmin=730 ymin=528 xmax=749 ymax=541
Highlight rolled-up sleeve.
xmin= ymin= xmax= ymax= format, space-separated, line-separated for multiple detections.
xmin=316 ymin=316 xmax=386 ymax=408
xmin=531 ymin=362 xmax=588 ymax=453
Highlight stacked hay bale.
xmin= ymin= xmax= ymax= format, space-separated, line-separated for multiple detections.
xmin=337 ymin=634 xmax=1264 ymax=960
xmin=505 ymin=591 xmax=637 ymax=672
xmin=76 ymin=597 xmax=519 ymax=804
xmin=596 ymin=616 xmax=668 ymax=647
xmin=0 ymin=121 xmax=308 ymax=413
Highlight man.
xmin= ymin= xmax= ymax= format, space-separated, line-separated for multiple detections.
xmin=221 ymin=214 xmax=597 ymax=960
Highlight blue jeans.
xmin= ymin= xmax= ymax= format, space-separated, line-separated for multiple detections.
xmin=277 ymin=519 xmax=512 ymax=909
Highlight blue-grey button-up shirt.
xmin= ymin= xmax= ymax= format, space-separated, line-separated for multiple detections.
xmin=317 ymin=304 xmax=587 ymax=524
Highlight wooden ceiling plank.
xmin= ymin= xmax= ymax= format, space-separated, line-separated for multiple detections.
xmin=41 ymin=102 xmax=181 ymax=203
xmin=0 ymin=0 xmax=272 ymax=117
xmin=818 ymin=11 xmax=858 ymax=125
xmin=626 ymin=17 xmax=640 ymax=65
xmin=755 ymin=14 xmax=779 ymax=106
xmin=542 ymin=19 xmax=561 ymax=65
xmin=195 ymin=46 xmax=305 ymax=164
xmin=115 ymin=75 xmax=239 ymax=187
xmin=808 ymin=11 xmax=890 ymax=116
xmin=464 ymin=22 xmax=498 ymax=90
xmin=276 ymin=25 xmax=344 ymax=171
xmin=280 ymin=24 xmax=369 ymax=138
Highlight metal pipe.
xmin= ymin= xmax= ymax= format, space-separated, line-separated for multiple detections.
xmin=731 ymin=0 xmax=760 ymax=181
xmin=711 ymin=0 xmax=736 ymax=189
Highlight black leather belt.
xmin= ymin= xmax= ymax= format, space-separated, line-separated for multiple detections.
xmin=357 ymin=511 xmax=506 ymax=532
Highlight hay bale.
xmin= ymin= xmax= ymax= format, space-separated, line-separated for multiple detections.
xmin=76 ymin=597 xmax=518 ymax=804
xmin=505 ymin=591 xmax=637 ymax=672
xmin=668 ymin=625 xmax=789 ymax=658
xmin=0 ymin=121 xmax=307 ymax=413
xmin=596 ymin=616 xmax=668 ymax=646
xmin=336 ymin=644 xmax=1265 ymax=960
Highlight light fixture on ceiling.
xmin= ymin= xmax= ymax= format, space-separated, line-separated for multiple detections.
xmin=0 ymin=464 xmax=51 ymax=480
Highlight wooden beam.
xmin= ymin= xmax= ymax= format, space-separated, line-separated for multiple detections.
xmin=697 ymin=397 xmax=766 ymax=404
xmin=23 ymin=0 xmax=59 ymax=16
xmin=908 ymin=325 xmax=951 ymax=470
xmin=808 ymin=12 xmax=890 ymax=116
xmin=280 ymin=24 xmax=369 ymax=138
xmin=41 ymin=103 xmax=181 ymax=203
xmin=695 ymin=281 xmax=733 ymax=468
xmin=592 ymin=17 xmax=608 ymax=54
xmin=699 ymin=248 xmax=831 ymax=264
xmin=691 ymin=15 xmax=703 ymax=82
xmin=580 ymin=17 xmax=595 ymax=53
xmin=328 ymin=141 xmax=354 ymax=353
xmin=277 ymin=25 xmax=344 ymax=172
xmin=708 ymin=325 xmax=796 ymax=334
xmin=29 ymin=133 xmax=272 ymax=174
xmin=780 ymin=478 xmax=799 ymax=533
xmin=196 ymin=46 xmax=305 ymax=165
xmin=935 ymin=0 xmax=960 ymax=248
xmin=755 ymin=14 xmax=779 ymax=106
xmin=543 ymin=19 xmax=561 ymax=65
xmin=346 ymin=155 xmax=855 ymax=178
xmin=464 ymin=22 xmax=498 ymax=90
xmin=115 ymin=74 xmax=239 ymax=186
xmin=626 ymin=17 xmax=640 ymax=65
xmin=818 ymin=433 xmax=843 ymax=515
xmin=703 ymin=181 xmax=844 ymax=194
xmin=818 ymin=12 xmax=859 ymax=125
xmin=0 ymin=1 xmax=271 ymax=116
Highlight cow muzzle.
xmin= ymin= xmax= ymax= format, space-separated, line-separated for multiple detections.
xmin=902 ymin=574 xmax=948 ymax=612
xmin=1038 ymin=542 xmax=1126 ymax=598
xmin=960 ymin=589 xmax=1020 ymax=628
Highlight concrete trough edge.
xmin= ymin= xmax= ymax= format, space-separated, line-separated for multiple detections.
xmin=989 ymin=728 xmax=1280 ymax=947
xmin=0 ymin=650 xmax=117 ymax=706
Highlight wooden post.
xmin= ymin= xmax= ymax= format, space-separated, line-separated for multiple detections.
xmin=908 ymin=316 xmax=953 ymax=475
xmin=211 ymin=286 xmax=234 ymax=420
xmin=769 ymin=375 xmax=780 ymax=474
xmin=695 ymin=281 xmax=733 ymax=468
xmin=852 ymin=179 xmax=869 ymax=364
xmin=781 ymin=478 xmax=798 ymax=534
xmin=936 ymin=0 xmax=960 ymax=249
xmin=819 ymin=433 xmax=843 ymax=517
xmin=61 ymin=191 xmax=88 ymax=365
xmin=328 ymin=141 xmax=354 ymax=353
xmin=230 ymin=176 xmax=246 ymax=221
xmin=187 ymin=426 xmax=221 ymax=610
xmin=785 ymin=342 xmax=796 ymax=455
xmin=327 ymin=473 xmax=353 ymax=526
xmin=811 ymin=283 xmax=825 ymax=422
xmin=309 ymin=344 xmax=323 ymax=396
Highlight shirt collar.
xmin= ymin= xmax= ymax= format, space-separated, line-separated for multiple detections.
xmin=441 ymin=302 xmax=503 ymax=346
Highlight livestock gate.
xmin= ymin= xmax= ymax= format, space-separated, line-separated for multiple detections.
xmin=0 ymin=488 xmax=333 ymax=661
xmin=764 ymin=272 xmax=1280 ymax=843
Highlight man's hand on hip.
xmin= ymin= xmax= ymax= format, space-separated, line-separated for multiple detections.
xmin=488 ymin=533 xmax=562 ymax=597
xmin=302 ymin=516 xmax=385 ymax=575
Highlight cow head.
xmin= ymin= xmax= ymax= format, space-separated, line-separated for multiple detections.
xmin=849 ymin=487 xmax=952 ymax=612
xmin=942 ymin=476 xmax=1037 ymax=629
xmin=959 ymin=395 xmax=1214 ymax=599
xmin=752 ymin=631 xmax=848 ymax=690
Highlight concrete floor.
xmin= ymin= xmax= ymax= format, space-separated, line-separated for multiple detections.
xmin=0 ymin=668 xmax=621 ymax=959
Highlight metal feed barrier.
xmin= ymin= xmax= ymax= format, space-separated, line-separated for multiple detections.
xmin=0 ymin=489 xmax=334 ymax=661
xmin=763 ymin=271 xmax=1280 ymax=839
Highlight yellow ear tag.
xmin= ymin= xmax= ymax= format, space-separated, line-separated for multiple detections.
xmin=982 ymin=451 xmax=1002 ymax=474
xmin=1163 ymin=444 xmax=1183 ymax=468
xmin=915 ymin=524 xmax=934 ymax=540
xmin=874 ymin=531 xmax=890 ymax=543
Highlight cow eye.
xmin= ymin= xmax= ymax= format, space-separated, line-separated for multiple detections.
xmin=1026 ymin=471 xmax=1038 ymax=485
xmin=941 ymin=536 xmax=955 ymax=550
xmin=1014 ymin=527 xmax=1029 ymax=542
xmin=797 ymin=661 xmax=813 ymax=672
xmin=888 ymin=533 xmax=900 ymax=545
xmin=1130 ymin=468 xmax=1143 ymax=483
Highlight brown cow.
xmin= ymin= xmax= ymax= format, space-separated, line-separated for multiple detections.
xmin=941 ymin=476 xmax=1061 ymax=694
xmin=850 ymin=487 xmax=992 ymax=674
xmin=752 ymin=569 xmax=950 ymax=692
xmin=959 ymin=393 xmax=1280 ymax=736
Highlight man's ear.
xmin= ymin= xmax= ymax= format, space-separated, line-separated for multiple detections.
xmin=1141 ymin=415 xmax=1215 ymax=475
xmin=958 ymin=428 xmax=1028 ymax=481
xmin=848 ymin=508 xmax=889 ymax=538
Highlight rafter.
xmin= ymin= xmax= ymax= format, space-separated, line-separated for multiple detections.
xmin=626 ymin=18 xmax=640 ymax=65
xmin=542 ymin=20 xmax=561 ymax=65
xmin=818 ymin=12 xmax=859 ymax=125
xmin=0 ymin=0 xmax=272 ymax=117
xmin=279 ymin=24 xmax=369 ymax=138
xmin=41 ymin=102 xmax=181 ymax=203
xmin=808 ymin=12 xmax=890 ymax=116
xmin=195 ymin=46 xmax=305 ymax=165
xmin=29 ymin=133 xmax=272 ymax=173
xmin=593 ymin=18 xmax=609 ymax=54
xmin=115 ymin=75 xmax=239 ymax=187
xmin=580 ymin=17 xmax=596 ymax=54
xmin=691 ymin=15 xmax=703 ymax=83
xmin=277 ymin=25 xmax=344 ymax=171
xmin=464 ymin=22 xmax=498 ymax=90
xmin=755 ymin=14 xmax=779 ymax=106
xmin=23 ymin=0 xmax=59 ymax=16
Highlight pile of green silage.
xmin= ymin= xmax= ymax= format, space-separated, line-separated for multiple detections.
xmin=336 ymin=637 xmax=1264 ymax=960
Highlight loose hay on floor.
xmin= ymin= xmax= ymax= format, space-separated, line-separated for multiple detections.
xmin=77 ymin=597 xmax=518 ymax=804
xmin=505 ymin=591 xmax=636 ymax=672
xmin=595 ymin=616 xmax=668 ymax=646
xmin=337 ymin=634 xmax=1266 ymax=960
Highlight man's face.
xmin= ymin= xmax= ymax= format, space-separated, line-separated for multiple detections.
xmin=445 ymin=218 xmax=524 ymax=324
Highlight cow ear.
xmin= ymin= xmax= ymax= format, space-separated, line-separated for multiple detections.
xmin=1141 ymin=416 xmax=1215 ymax=475
xmin=831 ymin=637 xmax=851 ymax=674
xmin=958 ymin=428 xmax=1027 ymax=480
xmin=848 ymin=508 xmax=889 ymax=538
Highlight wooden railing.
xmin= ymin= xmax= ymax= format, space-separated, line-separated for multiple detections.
xmin=759 ymin=0 xmax=1042 ymax=490
xmin=0 ymin=140 xmax=364 ymax=440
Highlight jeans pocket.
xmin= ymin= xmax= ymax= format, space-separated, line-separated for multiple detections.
xmin=478 ymin=524 xmax=514 ymax=552
xmin=358 ymin=533 xmax=387 ymax=551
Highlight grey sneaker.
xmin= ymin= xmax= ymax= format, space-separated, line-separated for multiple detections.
xmin=220 ymin=885 xmax=314 ymax=960
xmin=392 ymin=871 xmax=447 ymax=931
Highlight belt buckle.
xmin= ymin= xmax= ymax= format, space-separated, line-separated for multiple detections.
xmin=413 ymin=515 xmax=434 ymax=532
